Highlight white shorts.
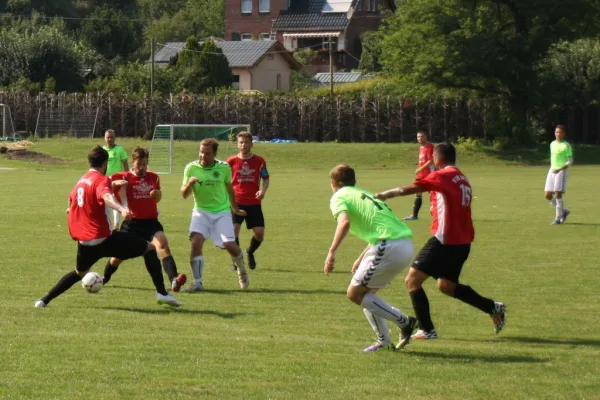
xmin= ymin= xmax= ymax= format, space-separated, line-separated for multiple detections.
xmin=189 ymin=209 xmax=235 ymax=248
xmin=351 ymin=239 xmax=414 ymax=289
xmin=545 ymin=169 xmax=568 ymax=193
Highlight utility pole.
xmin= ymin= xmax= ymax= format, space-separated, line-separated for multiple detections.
xmin=150 ymin=38 xmax=155 ymax=95
xmin=329 ymin=36 xmax=334 ymax=95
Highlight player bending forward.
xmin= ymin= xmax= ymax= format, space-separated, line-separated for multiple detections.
xmin=376 ymin=143 xmax=506 ymax=339
xmin=181 ymin=138 xmax=250 ymax=291
xmin=102 ymin=147 xmax=186 ymax=302
xmin=325 ymin=164 xmax=418 ymax=352
xmin=35 ymin=146 xmax=178 ymax=308
xmin=545 ymin=125 xmax=573 ymax=225
xmin=227 ymin=132 xmax=269 ymax=271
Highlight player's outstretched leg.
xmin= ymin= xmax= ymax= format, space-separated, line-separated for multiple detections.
xmin=144 ymin=251 xmax=181 ymax=307
xmin=225 ymin=242 xmax=249 ymax=289
xmin=230 ymin=236 xmax=240 ymax=272
xmin=361 ymin=309 xmax=394 ymax=352
xmin=35 ymin=270 xmax=83 ymax=308
xmin=407 ymin=267 xmax=438 ymax=339
xmin=359 ymin=292 xmax=414 ymax=350
xmin=153 ymin=232 xmax=186 ymax=292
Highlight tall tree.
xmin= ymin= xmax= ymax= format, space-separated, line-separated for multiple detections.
xmin=176 ymin=36 xmax=233 ymax=93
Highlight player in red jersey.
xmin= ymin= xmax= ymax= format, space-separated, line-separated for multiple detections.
xmin=226 ymin=132 xmax=269 ymax=270
xmin=34 ymin=146 xmax=178 ymax=308
xmin=404 ymin=130 xmax=434 ymax=221
xmin=375 ymin=143 xmax=506 ymax=339
xmin=102 ymin=147 xmax=186 ymax=297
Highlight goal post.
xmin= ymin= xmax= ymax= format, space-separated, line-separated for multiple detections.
xmin=149 ymin=124 xmax=251 ymax=174
xmin=0 ymin=104 xmax=15 ymax=138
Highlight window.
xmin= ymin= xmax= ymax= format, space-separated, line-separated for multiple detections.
xmin=259 ymin=0 xmax=270 ymax=12
xmin=286 ymin=0 xmax=291 ymax=9
xmin=259 ymin=33 xmax=271 ymax=41
xmin=241 ymin=0 xmax=252 ymax=14
xmin=241 ymin=33 xmax=252 ymax=41
xmin=367 ymin=0 xmax=377 ymax=12
xmin=231 ymin=32 xmax=241 ymax=41
xmin=276 ymin=74 xmax=281 ymax=90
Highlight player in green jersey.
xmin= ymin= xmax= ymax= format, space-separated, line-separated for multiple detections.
xmin=325 ymin=164 xmax=418 ymax=352
xmin=103 ymin=129 xmax=129 ymax=230
xmin=181 ymin=138 xmax=249 ymax=291
xmin=544 ymin=125 xmax=573 ymax=225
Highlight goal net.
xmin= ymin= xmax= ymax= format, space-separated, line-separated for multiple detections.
xmin=1 ymin=104 xmax=15 ymax=138
xmin=34 ymin=104 xmax=99 ymax=138
xmin=149 ymin=124 xmax=251 ymax=174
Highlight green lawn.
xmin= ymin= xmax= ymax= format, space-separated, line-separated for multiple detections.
xmin=1 ymin=140 xmax=599 ymax=399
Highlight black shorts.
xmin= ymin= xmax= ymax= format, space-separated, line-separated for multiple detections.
xmin=120 ymin=218 xmax=164 ymax=242
xmin=232 ymin=204 xmax=265 ymax=230
xmin=76 ymin=231 xmax=148 ymax=272
xmin=412 ymin=236 xmax=471 ymax=282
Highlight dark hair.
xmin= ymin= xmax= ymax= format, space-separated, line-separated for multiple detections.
xmin=88 ymin=145 xmax=109 ymax=168
xmin=434 ymin=142 xmax=456 ymax=164
xmin=132 ymin=146 xmax=149 ymax=161
xmin=237 ymin=131 xmax=253 ymax=142
xmin=200 ymin=138 xmax=219 ymax=153
xmin=330 ymin=164 xmax=356 ymax=187
xmin=556 ymin=125 xmax=567 ymax=133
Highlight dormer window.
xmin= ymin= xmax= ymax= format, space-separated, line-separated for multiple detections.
xmin=241 ymin=0 xmax=252 ymax=14
xmin=322 ymin=0 xmax=352 ymax=12
xmin=259 ymin=0 xmax=270 ymax=12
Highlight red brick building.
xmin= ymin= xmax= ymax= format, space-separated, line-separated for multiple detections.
xmin=224 ymin=0 xmax=396 ymax=71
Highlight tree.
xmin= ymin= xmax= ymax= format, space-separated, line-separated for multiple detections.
xmin=380 ymin=0 xmax=600 ymax=127
xmin=358 ymin=31 xmax=383 ymax=73
xmin=176 ymin=36 xmax=233 ymax=93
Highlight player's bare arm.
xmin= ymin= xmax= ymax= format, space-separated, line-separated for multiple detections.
xmin=111 ymin=180 xmax=128 ymax=189
xmin=352 ymin=244 xmax=371 ymax=273
xmin=226 ymin=182 xmax=246 ymax=216
xmin=150 ymin=189 xmax=162 ymax=203
xmin=324 ymin=212 xmax=350 ymax=275
xmin=181 ymin=177 xmax=198 ymax=198
xmin=416 ymin=160 xmax=433 ymax=174
xmin=256 ymin=178 xmax=270 ymax=200
xmin=103 ymin=193 xmax=132 ymax=220
xmin=375 ymin=184 xmax=425 ymax=200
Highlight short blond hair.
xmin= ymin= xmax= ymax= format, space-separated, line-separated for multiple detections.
xmin=200 ymin=138 xmax=219 ymax=153
xmin=330 ymin=164 xmax=356 ymax=187
xmin=237 ymin=131 xmax=252 ymax=141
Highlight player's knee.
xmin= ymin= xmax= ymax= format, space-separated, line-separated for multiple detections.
xmin=346 ymin=286 xmax=365 ymax=305
xmin=144 ymin=242 xmax=156 ymax=254
xmin=544 ymin=192 xmax=553 ymax=200
xmin=555 ymin=192 xmax=563 ymax=199
xmin=253 ymin=229 xmax=265 ymax=241
xmin=437 ymin=279 xmax=456 ymax=297
xmin=223 ymin=241 xmax=241 ymax=256
xmin=405 ymin=271 xmax=421 ymax=291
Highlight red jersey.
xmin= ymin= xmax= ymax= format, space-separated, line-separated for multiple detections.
xmin=417 ymin=142 xmax=435 ymax=179
xmin=111 ymin=171 xmax=160 ymax=220
xmin=415 ymin=166 xmax=474 ymax=245
xmin=68 ymin=170 xmax=112 ymax=241
xmin=226 ymin=154 xmax=269 ymax=206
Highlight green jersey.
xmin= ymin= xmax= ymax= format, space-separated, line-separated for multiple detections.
xmin=550 ymin=140 xmax=573 ymax=170
xmin=103 ymin=145 xmax=128 ymax=176
xmin=182 ymin=160 xmax=232 ymax=213
xmin=330 ymin=186 xmax=413 ymax=245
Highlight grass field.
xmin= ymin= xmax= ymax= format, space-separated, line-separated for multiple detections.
xmin=1 ymin=139 xmax=599 ymax=400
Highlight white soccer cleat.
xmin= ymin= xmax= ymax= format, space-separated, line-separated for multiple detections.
xmin=237 ymin=265 xmax=250 ymax=290
xmin=156 ymin=293 xmax=182 ymax=308
xmin=34 ymin=300 xmax=47 ymax=308
xmin=183 ymin=281 xmax=205 ymax=292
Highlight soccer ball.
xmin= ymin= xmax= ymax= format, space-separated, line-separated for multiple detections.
xmin=81 ymin=272 xmax=103 ymax=293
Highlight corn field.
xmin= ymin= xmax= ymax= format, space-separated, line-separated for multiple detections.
xmin=1 ymin=91 xmax=599 ymax=143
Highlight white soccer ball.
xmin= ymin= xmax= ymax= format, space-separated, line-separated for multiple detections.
xmin=81 ymin=272 xmax=103 ymax=293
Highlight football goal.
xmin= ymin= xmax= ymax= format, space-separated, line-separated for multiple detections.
xmin=34 ymin=104 xmax=99 ymax=138
xmin=1 ymin=104 xmax=15 ymax=138
xmin=149 ymin=124 xmax=251 ymax=174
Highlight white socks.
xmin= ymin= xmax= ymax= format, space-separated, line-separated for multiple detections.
xmin=191 ymin=256 xmax=204 ymax=284
xmin=549 ymin=197 xmax=557 ymax=207
xmin=360 ymin=292 xmax=408 ymax=328
xmin=232 ymin=253 xmax=245 ymax=271
xmin=556 ymin=198 xmax=564 ymax=220
xmin=363 ymin=309 xmax=390 ymax=345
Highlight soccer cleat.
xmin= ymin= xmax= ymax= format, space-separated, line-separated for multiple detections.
xmin=362 ymin=343 xmax=395 ymax=352
xmin=229 ymin=264 xmax=238 ymax=272
xmin=396 ymin=317 xmax=418 ymax=350
xmin=34 ymin=300 xmax=47 ymax=308
xmin=560 ymin=209 xmax=570 ymax=224
xmin=246 ymin=250 xmax=256 ymax=270
xmin=490 ymin=302 xmax=506 ymax=334
xmin=171 ymin=274 xmax=187 ymax=292
xmin=411 ymin=329 xmax=438 ymax=340
xmin=156 ymin=293 xmax=182 ymax=308
xmin=403 ymin=215 xmax=418 ymax=221
xmin=237 ymin=265 xmax=250 ymax=289
xmin=102 ymin=275 xmax=109 ymax=285
xmin=183 ymin=282 xmax=205 ymax=292
xmin=551 ymin=219 xmax=562 ymax=225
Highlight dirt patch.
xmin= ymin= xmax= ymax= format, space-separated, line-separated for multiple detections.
xmin=3 ymin=149 xmax=66 ymax=165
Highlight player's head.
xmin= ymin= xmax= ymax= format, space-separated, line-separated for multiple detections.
xmin=200 ymin=138 xmax=218 ymax=166
xmin=104 ymin=129 xmax=115 ymax=148
xmin=131 ymin=147 xmax=149 ymax=177
xmin=555 ymin=125 xmax=566 ymax=141
xmin=330 ymin=164 xmax=356 ymax=192
xmin=237 ymin=131 xmax=253 ymax=155
xmin=88 ymin=145 xmax=109 ymax=174
xmin=433 ymin=142 xmax=456 ymax=168
xmin=417 ymin=130 xmax=428 ymax=145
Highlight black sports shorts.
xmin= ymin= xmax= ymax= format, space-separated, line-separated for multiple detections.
xmin=411 ymin=236 xmax=471 ymax=283
xmin=120 ymin=218 xmax=164 ymax=242
xmin=232 ymin=204 xmax=265 ymax=230
xmin=76 ymin=231 xmax=148 ymax=272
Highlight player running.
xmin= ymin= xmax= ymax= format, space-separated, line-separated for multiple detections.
xmin=226 ymin=132 xmax=269 ymax=271
xmin=181 ymin=138 xmax=249 ymax=292
xmin=325 ymin=164 xmax=418 ymax=352
xmin=404 ymin=130 xmax=434 ymax=221
xmin=35 ymin=146 xmax=179 ymax=308
xmin=376 ymin=143 xmax=506 ymax=339
xmin=544 ymin=125 xmax=573 ymax=225
xmin=102 ymin=147 xmax=186 ymax=298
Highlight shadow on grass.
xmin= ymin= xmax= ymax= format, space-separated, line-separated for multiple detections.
xmin=98 ymin=306 xmax=243 ymax=319
xmin=502 ymin=336 xmax=600 ymax=347
xmin=108 ymin=285 xmax=346 ymax=295
xmin=404 ymin=350 xmax=548 ymax=364
xmin=563 ymin=222 xmax=600 ymax=226
xmin=481 ymin=144 xmax=600 ymax=166
xmin=260 ymin=268 xmax=349 ymax=275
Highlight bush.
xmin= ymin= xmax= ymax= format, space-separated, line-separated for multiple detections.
xmin=455 ymin=137 xmax=484 ymax=152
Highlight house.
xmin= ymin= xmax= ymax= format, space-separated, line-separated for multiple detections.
xmin=312 ymin=71 xmax=374 ymax=87
xmin=224 ymin=0 xmax=396 ymax=72
xmin=150 ymin=40 xmax=301 ymax=92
